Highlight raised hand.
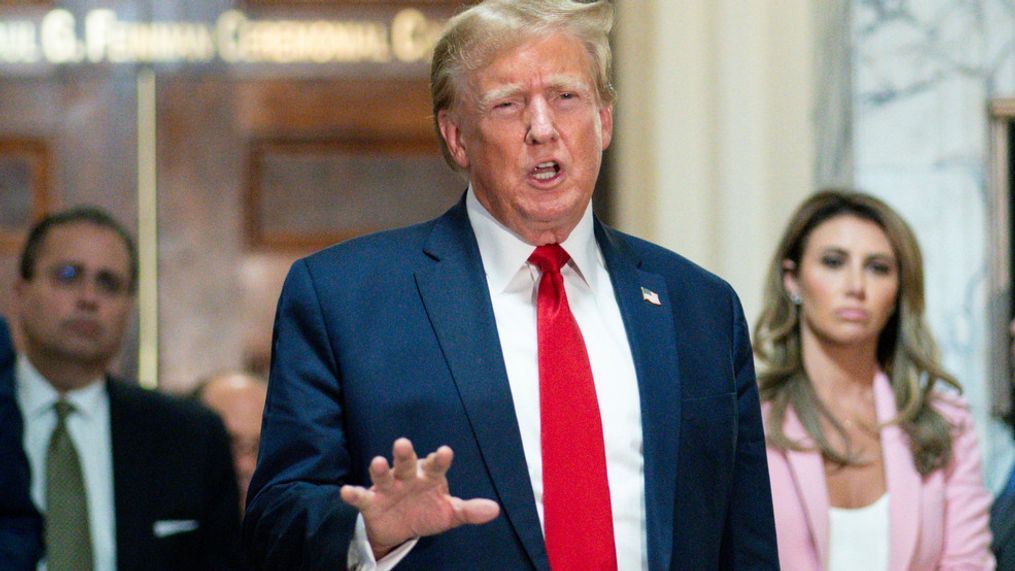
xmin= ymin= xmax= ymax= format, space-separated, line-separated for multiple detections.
xmin=339 ymin=438 xmax=500 ymax=560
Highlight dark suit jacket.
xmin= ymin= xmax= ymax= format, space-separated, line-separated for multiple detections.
xmin=0 ymin=317 xmax=43 ymax=570
xmin=106 ymin=378 xmax=244 ymax=570
xmin=244 ymin=199 xmax=778 ymax=569
xmin=992 ymin=466 xmax=1015 ymax=571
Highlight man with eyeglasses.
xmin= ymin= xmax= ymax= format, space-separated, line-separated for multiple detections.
xmin=9 ymin=207 xmax=243 ymax=571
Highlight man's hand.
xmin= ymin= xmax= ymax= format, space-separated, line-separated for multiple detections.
xmin=340 ymin=438 xmax=500 ymax=560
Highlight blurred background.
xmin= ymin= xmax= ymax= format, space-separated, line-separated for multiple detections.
xmin=0 ymin=0 xmax=1013 ymax=490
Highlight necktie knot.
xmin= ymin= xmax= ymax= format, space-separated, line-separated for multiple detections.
xmin=54 ymin=399 xmax=75 ymax=424
xmin=528 ymin=244 xmax=570 ymax=275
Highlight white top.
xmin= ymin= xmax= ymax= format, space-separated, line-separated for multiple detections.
xmin=17 ymin=354 xmax=117 ymax=571
xmin=349 ymin=190 xmax=646 ymax=569
xmin=828 ymin=493 xmax=890 ymax=571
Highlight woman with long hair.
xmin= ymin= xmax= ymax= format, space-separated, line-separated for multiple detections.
xmin=753 ymin=190 xmax=994 ymax=569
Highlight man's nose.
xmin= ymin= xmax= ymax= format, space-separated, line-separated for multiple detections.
xmin=76 ymin=280 xmax=101 ymax=308
xmin=525 ymin=98 xmax=559 ymax=145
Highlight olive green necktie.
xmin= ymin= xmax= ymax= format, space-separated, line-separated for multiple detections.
xmin=46 ymin=399 xmax=93 ymax=571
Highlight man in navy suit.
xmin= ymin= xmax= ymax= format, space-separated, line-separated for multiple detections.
xmin=0 ymin=316 xmax=43 ymax=570
xmin=244 ymin=0 xmax=778 ymax=569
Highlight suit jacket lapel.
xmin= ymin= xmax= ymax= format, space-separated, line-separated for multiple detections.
xmin=874 ymin=373 xmax=920 ymax=571
xmin=783 ymin=407 xmax=830 ymax=569
xmin=107 ymin=379 xmax=146 ymax=571
xmin=595 ymin=224 xmax=681 ymax=570
xmin=414 ymin=201 xmax=549 ymax=570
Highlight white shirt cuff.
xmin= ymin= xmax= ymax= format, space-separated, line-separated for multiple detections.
xmin=346 ymin=513 xmax=418 ymax=570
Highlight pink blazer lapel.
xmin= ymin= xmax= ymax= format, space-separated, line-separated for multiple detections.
xmin=874 ymin=372 xmax=921 ymax=571
xmin=783 ymin=407 xmax=831 ymax=569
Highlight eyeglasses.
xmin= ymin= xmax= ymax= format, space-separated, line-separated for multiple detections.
xmin=45 ymin=263 xmax=130 ymax=297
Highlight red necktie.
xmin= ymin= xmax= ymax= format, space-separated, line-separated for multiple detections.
xmin=529 ymin=244 xmax=617 ymax=570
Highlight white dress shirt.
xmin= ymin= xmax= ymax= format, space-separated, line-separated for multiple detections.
xmin=17 ymin=355 xmax=117 ymax=571
xmin=351 ymin=190 xmax=647 ymax=569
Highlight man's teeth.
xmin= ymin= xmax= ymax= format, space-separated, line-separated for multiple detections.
xmin=532 ymin=161 xmax=558 ymax=180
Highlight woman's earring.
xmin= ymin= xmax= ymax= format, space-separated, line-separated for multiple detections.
xmin=789 ymin=292 xmax=801 ymax=305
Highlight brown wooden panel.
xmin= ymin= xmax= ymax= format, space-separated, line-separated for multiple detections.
xmin=0 ymin=138 xmax=49 ymax=252
xmin=246 ymin=137 xmax=461 ymax=250
xmin=244 ymin=0 xmax=465 ymax=6
xmin=236 ymin=78 xmax=435 ymax=138
xmin=154 ymin=75 xmax=460 ymax=391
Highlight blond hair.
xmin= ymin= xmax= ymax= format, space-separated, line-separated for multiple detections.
xmin=430 ymin=0 xmax=615 ymax=169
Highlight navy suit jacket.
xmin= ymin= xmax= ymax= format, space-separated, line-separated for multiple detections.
xmin=244 ymin=199 xmax=778 ymax=569
xmin=0 ymin=317 xmax=43 ymax=570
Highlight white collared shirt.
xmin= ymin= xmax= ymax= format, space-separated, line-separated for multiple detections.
xmin=351 ymin=191 xmax=646 ymax=569
xmin=17 ymin=355 xmax=117 ymax=571
xmin=469 ymin=190 xmax=646 ymax=569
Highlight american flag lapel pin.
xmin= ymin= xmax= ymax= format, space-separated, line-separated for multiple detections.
xmin=641 ymin=286 xmax=661 ymax=306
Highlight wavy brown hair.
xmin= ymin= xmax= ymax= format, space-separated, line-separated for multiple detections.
xmin=752 ymin=189 xmax=960 ymax=475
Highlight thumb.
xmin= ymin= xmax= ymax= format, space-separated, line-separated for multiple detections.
xmin=452 ymin=498 xmax=500 ymax=526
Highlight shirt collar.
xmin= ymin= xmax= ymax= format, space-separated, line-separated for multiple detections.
xmin=16 ymin=354 xmax=106 ymax=421
xmin=466 ymin=186 xmax=602 ymax=294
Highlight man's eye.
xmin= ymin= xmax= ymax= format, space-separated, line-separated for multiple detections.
xmin=96 ymin=272 xmax=126 ymax=295
xmin=51 ymin=264 xmax=80 ymax=285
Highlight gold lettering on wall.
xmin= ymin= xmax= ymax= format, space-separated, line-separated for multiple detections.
xmin=86 ymin=9 xmax=215 ymax=63
xmin=217 ymin=10 xmax=391 ymax=64
xmin=0 ymin=8 xmax=445 ymax=65
xmin=41 ymin=10 xmax=83 ymax=63
xmin=0 ymin=19 xmax=39 ymax=62
xmin=391 ymin=8 xmax=444 ymax=63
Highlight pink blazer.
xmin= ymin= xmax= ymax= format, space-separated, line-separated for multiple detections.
xmin=764 ymin=372 xmax=995 ymax=570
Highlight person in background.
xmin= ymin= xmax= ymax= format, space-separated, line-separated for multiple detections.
xmin=243 ymin=0 xmax=778 ymax=568
xmin=192 ymin=370 xmax=267 ymax=512
xmin=992 ymin=470 xmax=1015 ymax=570
xmin=0 ymin=316 xmax=43 ymax=570
xmin=11 ymin=206 xmax=243 ymax=570
xmin=754 ymin=189 xmax=995 ymax=570
xmin=989 ymin=320 xmax=1015 ymax=569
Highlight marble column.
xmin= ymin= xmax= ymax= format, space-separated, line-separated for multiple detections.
xmin=852 ymin=0 xmax=1015 ymax=490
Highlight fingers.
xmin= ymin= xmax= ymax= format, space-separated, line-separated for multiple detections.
xmin=340 ymin=484 xmax=373 ymax=509
xmin=421 ymin=445 xmax=454 ymax=481
xmin=359 ymin=439 xmax=453 ymax=497
xmin=451 ymin=497 xmax=500 ymax=525
xmin=368 ymin=455 xmax=394 ymax=491
xmin=391 ymin=438 xmax=419 ymax=481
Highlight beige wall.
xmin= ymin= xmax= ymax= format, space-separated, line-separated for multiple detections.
xmin=611 ymin=0 xmax=817 ymax=325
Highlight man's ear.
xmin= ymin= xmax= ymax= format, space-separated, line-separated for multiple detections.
xmin=781 ymin=259 xmax=799 ymax=300
xmin=437 ymin=110 xmax=470 ymax=170
xmin=599 ymin=103 xmax=614 ymax=151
